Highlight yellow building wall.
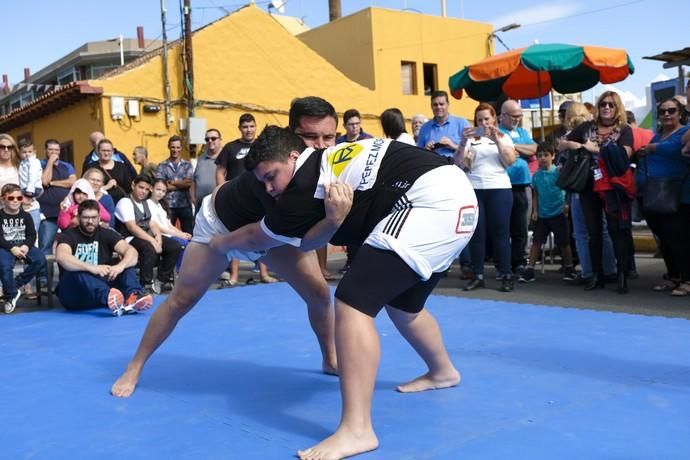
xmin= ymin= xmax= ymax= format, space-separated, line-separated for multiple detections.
xmin=93 ymin=4 xmax=383 ymax=163
xmin=300 ymin=7 xmax=492 ymax=122
xmin=8 ymin=98 xmax=102 ymax=167
xmin=298 ymin=10 xmax=376 ymax=91
xmin=7 ymin=5 xmax=492 ymax=169
xmin=370 ymin=8 xmax=492 ymax=120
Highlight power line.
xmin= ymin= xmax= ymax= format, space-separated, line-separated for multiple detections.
xmin=519 ymin=0 xmax=646 ymax=28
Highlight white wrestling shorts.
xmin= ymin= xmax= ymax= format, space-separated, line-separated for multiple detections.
xmin=191 ymin=195 xmax=265 ymax=262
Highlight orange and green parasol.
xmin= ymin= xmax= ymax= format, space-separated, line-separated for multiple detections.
xmin=449 ymin=43 xmax=635 ymax=102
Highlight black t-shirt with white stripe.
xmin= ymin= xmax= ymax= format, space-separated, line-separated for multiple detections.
xmin=213 ymin=171 xmax=276 ymax=231
xmin=262 ymin=139 xmax=451 ymax=246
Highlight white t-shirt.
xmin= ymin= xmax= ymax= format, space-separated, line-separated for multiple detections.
xmin=114 ymin=197 xmax=157 ymax=242
xmin=396 ymin=132 xmax=416 ymax=146
xmin=464 ymin=135 xmax=514 ymax=190
xmin=150 ymin=201 xmax=176 ymax=237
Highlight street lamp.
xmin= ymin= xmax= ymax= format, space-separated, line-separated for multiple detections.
xmin=489 ymin=23 xmax=521 ymax=52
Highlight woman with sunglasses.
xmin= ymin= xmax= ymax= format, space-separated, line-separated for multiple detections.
xmin=562 ymin=91 xmax=635 ymax=293
xmin=637 ymin=98 xmax=690 ymax=296
xmin=0 ymin=134 xmax=20 ymax=195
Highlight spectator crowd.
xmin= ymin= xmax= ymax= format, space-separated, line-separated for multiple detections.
xmin=1 ymin=82 xmax=689 ymax=314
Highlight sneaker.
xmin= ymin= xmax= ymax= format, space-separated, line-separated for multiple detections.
xmin=520 ymin=268 xmax=536 ymax=283
xmin=499 ymin=278 xmax=514 ymax=292
xmin=251 ymin=262 xmax=261 ymax=273
xmin=107 ymin=288 xmax=125 ymax=317
xmin=144 ymin=282 xmax=161 ymax=295
xmin=4 ymin=290 xmax=21 ymax=314
xmin=160 ymin=281 xmax=174 ymax=292
xmin=123 ymin=292 xmax=153 ymax=314
xmin=562 ymin=267 xmax=576 ymax=281
xmin=514 ymin=266 xmax=526 ymax=282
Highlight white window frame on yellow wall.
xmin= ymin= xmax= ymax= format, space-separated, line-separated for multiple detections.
xmin=401 ymin=61 xmax=417 ymax=95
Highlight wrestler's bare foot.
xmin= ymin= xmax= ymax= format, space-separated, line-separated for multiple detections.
xmin=110 ymin=367 xmax=141 ymax=398
xmin=396 ymin=368 xmax=461 ymax=393
xmin=297 ymin=426 xmax=378 ymax=460
xmin=322 ymin=360 xmax=338 ymax=376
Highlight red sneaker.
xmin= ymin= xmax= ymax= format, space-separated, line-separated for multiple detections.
xmin=123 ymin=293 xmax=153 ymax=314
xmin=108 ymin=288 xmax=125 ymax=316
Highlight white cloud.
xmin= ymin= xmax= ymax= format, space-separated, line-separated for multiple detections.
xmin=650 ymin=73 xmax=672 ymax=83
xmin=489 ymin=2 xmax=581 ymax=30
xmin=600 ymin=84 xmax=647 ymax=120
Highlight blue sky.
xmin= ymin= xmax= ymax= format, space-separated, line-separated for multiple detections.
xmin=3 ymin=0 xmax=687 ymax=112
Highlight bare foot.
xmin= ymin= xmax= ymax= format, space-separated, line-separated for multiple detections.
xmin=110 ymin=368 xmax=140 ymax=398
xmin=297 ymin=426 xmax=378 ymax=460
xmin=322 ymin=360 xmax=338 ymax=376
xmin=396 ymin=369 xmax=461 ymax=393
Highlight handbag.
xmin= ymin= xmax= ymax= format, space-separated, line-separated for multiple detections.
xmin=556 ymin=148 xmax=591 ymax=192
xmin=641 ymin=157 xmax=686 ymax=215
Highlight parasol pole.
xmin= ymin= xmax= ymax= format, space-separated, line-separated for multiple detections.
xmin=537 ymin=70 xmax=545 ymax=141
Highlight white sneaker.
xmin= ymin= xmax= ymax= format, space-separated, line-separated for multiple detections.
xmin=4 ymin=291 xmax=21 ymax=314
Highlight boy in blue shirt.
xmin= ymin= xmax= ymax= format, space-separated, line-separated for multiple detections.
xmin=521 ymin=141 xmax=575 ymax=282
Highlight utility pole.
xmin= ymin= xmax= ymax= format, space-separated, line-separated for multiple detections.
xmin=183 ymin=0 xmax=195 ymax=118
xmin=328 ymin=0 xmax=341 ymax=21
xmin=182 ymin=0 xmax=196 ymax=156
xmin=161 ymin=0 xmax=172 ymax=127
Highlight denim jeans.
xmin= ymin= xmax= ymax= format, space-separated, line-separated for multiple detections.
xmin=38 ymin=218 xmax=58 ymax=255
xmin=571 ymin=193 xmax=617 ymax=278
xmin=470 ymin=188 xmax=513 ymax=278
xmin=510 ymin=186 xmax=529 ymax=270
xmin=57 ymin=267 xmax=141 ymax=310
xmin=0 ymin=246 xmax=46 ymax=297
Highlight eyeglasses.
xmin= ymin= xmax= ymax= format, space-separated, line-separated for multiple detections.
xmin=599 ymin=101 xmax=616 ymax=109
xmin=658 ymin=107 xmax=678 ymax=116
xmin=0 ymin=145 xmax=14 ymax=151
xmin=204 ymin=136 xmax=219 ymax=142
xmin=79 ymin=215 xmax=100 ymax=221
xmin=4 ymin=195 xmax=22 ymax=201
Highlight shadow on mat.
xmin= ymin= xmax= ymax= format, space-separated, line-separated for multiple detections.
xmin=102 ymin=353 xmax=400 ymax=439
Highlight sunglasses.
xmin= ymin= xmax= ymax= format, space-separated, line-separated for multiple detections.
xmin=599 ymin=101 xmax=616 ymax=109
xmin=4 ymin=195 xmax=23 ymax=201
xmin=0 ymin=145 xmax=14 ymax=151
xmin=658 ymin=107 xmax=678 ymax=116
xmin=204 ymin=136 xmax=219 ymax=142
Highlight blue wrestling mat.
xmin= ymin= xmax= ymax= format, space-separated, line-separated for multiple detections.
xmin=2 ymin=283 xmax=690 ymax=459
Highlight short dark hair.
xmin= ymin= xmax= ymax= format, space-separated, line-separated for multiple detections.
xmin=18 ymin=140 xmax=34 ymax=149
xmin=1 ymin=183 xmax=20 ymax=196
xmin=44 ymin=139 xmax=60 ymax=149
xmin=380 ymin=108 xmax=407 ymax=139
xmin=288 ymin=96 xmax=338 ymax=131
xmin=97 ymin=138 xmax=113 ymax=150
xmin=78 ymin=199 xmax=100 ymax=215
xmin=132 ymin=174 xmax=153 ymax=186
xmin=206 ymin=128 xmax=222 ymax=138
xmin=537 ymin=139 xmax=557 ymax=155
xmin=168 ymin=135 xmax=182 ymax=147
xmin=626 ymin=110 xmax=636 ymax=124
xmin=430 ymin=90 xmax=449 ymax=102
xmin=244 ymin=125 xmax=306 ymax=171
xmin=343 ymin=109 xmax=361 ymax=125
xmin=239 ymin=113 xmax=255 ymax=125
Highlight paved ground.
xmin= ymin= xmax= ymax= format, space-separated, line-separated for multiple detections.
xmin=325 ymin=250 xmax=690 ymax=320
xmin=12 ymin=248 xmax=689 ymax=320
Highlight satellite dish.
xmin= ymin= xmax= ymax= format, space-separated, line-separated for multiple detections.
xmin=269 ymin=0 xmax=286 ymax=14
